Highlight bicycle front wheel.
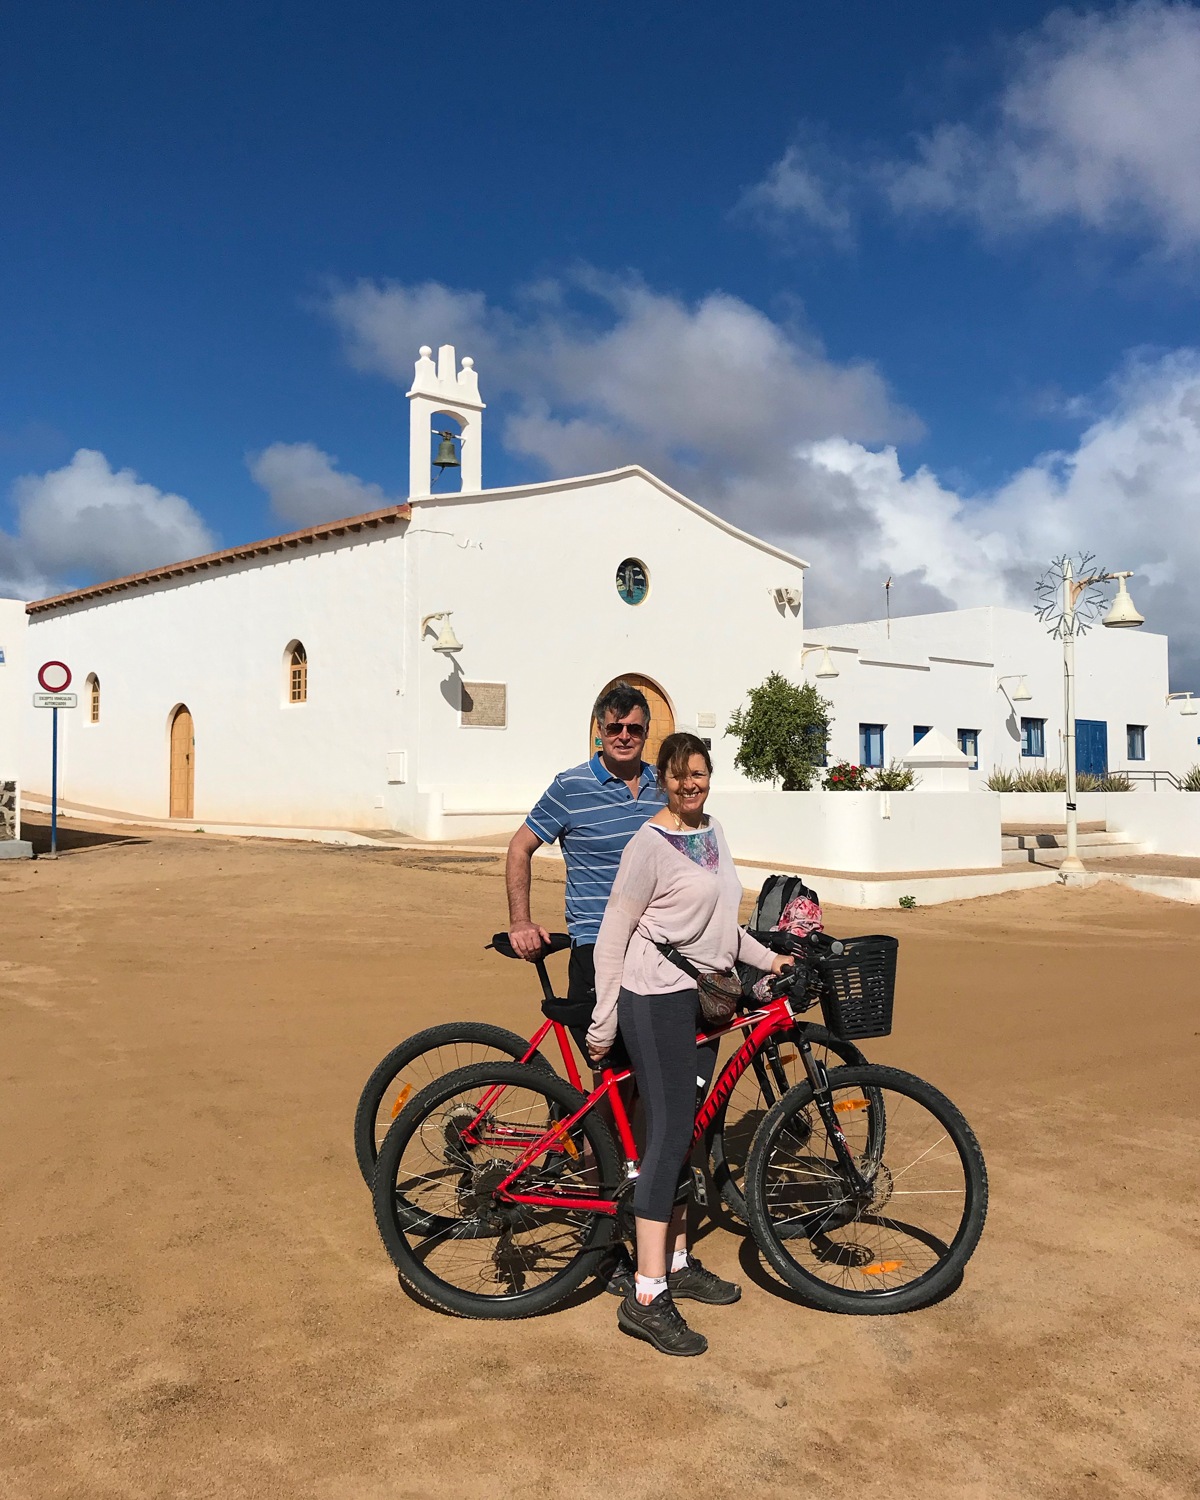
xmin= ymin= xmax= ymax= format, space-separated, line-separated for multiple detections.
xmin=373 ymin=1061 xmax=621 ymax=1320
xmin=707 ymin=1024 xmax=868 ymax=1222
xmin=745 ymin=1064 xmax=987 ymax=1314
xmin=354 ymin=1022 xmax=553 ymax=1186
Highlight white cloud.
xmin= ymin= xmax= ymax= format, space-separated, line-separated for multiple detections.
xmin=737 ymin=144 xmax=854 ymax=241
xmin=744 ymin=4 xmax=1200 ymax=256
xmin=326 ymin=270 xmax=1200 ymax=681
xmin=0 ymin=449 xmax=214 ymax=599
xmin=326 ymin=271 xmax=920 ymax=466
xmin=791 ymin=352 xmax=1200 ymax=685
xmin=326 ymin=272 xmax=1200 ymax=683
xmin=248 ymin=441 xmax=392 ymax=525
xmin=888 ymin=1 xmax=1200 ymax=252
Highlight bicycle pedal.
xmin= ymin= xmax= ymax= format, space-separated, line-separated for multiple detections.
xmin=691 ymin=1167 xmax=708 ymax=1207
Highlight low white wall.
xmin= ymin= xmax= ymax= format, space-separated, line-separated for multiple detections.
xmin=1105 ymin=794 xmax=1200 ymax=857
xmin=997 ymin=792 xmax=1109 ymax=824
xmin=713 ymin=789 xmax=1002 ymax=873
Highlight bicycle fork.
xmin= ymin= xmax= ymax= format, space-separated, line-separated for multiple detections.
xmin=795 ymin=1037 xmax=874 ymax=1201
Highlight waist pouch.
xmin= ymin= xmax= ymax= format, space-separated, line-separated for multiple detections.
xmin=653 ymin=941 xmax=745 ymax=1026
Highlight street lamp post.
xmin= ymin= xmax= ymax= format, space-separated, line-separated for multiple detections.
xmin=1036 ymin=555 xmax=1144 ymax=876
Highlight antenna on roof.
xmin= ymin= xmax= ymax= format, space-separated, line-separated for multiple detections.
xmin=884 ymin=576 xmax=892 ymax=639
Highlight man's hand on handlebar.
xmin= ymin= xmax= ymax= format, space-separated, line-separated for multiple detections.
xmin=509 ymin=918 xmax=552 ymax=960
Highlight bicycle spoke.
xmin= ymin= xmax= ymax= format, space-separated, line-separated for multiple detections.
xmin=381 ymin=1071 xmax=610 ymax=1301
xmin=756 ymin=1074 xmax=973 ymax=1301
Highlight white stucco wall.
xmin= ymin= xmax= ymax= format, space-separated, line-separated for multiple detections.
xmin=808 ymin=607 xmax=1179 ymax=784
xmin=20 ymin=468 xmax=810 ymax=835
xmin=21 ymin=533 xmax=409 ymax=827
xmin=403 ymin=469 xmax=808 ymax=837
xmin=1102 ymin=792 xmax=1200 ymax=855
xmin=712 ymin=789 xmax=1001 ymax=872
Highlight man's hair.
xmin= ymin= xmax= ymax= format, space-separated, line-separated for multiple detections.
xmin=593 ymin=681 xmax=651 ymax=726
xmin=656 ymin=732 xmax=713 ymax=787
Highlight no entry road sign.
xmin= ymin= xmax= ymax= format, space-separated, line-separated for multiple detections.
xmin=38 ymin=660 xmax=72 ymax=693
xmin=34 ymin=692 xmax=78 ymax=709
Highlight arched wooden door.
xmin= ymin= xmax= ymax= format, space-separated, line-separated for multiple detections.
xmin=590 ymin=675 xmax=675 ymax=768
xmin=169 ymin=706 xmax=195 ymax=819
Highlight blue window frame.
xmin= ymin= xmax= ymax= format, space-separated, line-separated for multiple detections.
xmin=957 ymin=728 xmax=979 ymax=770
xmin=1126 ymin=724 xmax=1146 ymax=761
xmin=859 ymin=723 xmax=885 ymax=769
xmin=913 ymin=725 xmax=931 ymax=745
xmin=1020 ymin=717 xmax=1046 ymax=758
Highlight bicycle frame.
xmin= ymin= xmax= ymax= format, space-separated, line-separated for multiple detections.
xmin=486 ymin=990 xmax=836 ymax=1216
xmin=518 ymin=1016 xmax=585 ymax=1093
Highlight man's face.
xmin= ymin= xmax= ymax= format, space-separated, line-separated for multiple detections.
xmin=599 ymin=707 xmax=649 ymax=771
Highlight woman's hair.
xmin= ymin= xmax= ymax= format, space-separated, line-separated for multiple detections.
xmin=656 ymin=732 xmax=713 ymax=788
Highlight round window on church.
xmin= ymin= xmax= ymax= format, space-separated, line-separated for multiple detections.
xmin=615 ymin=558 xmax=649 ymax=606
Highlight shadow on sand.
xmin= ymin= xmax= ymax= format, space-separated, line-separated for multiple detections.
xmin=20 ymin=815 xmax=150 ymax=856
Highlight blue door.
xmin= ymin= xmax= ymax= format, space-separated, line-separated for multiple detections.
xmin=1076 ymin=719 xmax=1108 ymax=777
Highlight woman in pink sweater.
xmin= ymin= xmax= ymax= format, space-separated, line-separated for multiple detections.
xmin=587 ymin=732 xmax=790 ymax=1356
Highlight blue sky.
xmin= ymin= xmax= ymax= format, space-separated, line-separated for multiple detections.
xmin=4 ymin=1 xmax=1200 ymax=679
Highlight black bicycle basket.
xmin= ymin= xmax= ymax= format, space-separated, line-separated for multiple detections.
xmin=816 ymin=935 xmax=898 ymax=1041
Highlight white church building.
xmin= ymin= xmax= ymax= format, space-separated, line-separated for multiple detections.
xmin=5 ymin=344 xmax=1200 ymax=874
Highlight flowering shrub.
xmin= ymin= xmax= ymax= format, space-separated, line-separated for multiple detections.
xmin=822 ymin=760 xmax=872 ymax=791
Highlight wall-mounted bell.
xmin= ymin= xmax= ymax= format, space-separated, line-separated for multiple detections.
xmin=434 ymin=431 xmax=461 ymax=472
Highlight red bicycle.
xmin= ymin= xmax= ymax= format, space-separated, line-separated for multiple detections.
xmin=353 ymin=930 xmax=869 ymax=1223
xmin=371 ymin=932 xmax=988 ymax=1320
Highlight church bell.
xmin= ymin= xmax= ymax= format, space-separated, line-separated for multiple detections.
xmin=434 ymin=431 xmax=461 ymax=472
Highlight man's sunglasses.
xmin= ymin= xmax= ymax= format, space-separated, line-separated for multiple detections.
xmin=601 ymin=720 xmax=647 ymax=739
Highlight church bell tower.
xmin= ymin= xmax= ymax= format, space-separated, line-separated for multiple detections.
xmin=406 ymin=344 xmax=485 ymax=498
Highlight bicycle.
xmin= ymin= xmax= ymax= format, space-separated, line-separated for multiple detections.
xmin=353 ymin=929 xmax=869 ymax=1224
xmin=371 ymin=931 xmax=988 ymax=1320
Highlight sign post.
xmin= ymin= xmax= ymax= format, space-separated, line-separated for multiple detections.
xmin=35 ymin=662 xmax=74 ymax=857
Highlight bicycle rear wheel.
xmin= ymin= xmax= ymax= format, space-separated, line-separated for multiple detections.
xmin=373 ymin=1061 xmax=621 ymax=1320
xmin=745 ymin=1064 xmax=987 ymax=1314
xmin=354 ymin=1022 xmax=554 ymax=1186
xmin=706 ymin=1024 xmax=867 ymax=1222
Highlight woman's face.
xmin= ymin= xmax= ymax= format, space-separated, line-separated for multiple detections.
xmin=663 ymin=753 xmax=711 ymax=819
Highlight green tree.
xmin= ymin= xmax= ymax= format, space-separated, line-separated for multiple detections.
xmin=725 ymin=673 xmax=832 ymax=790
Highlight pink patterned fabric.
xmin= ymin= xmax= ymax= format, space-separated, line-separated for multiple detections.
xmin=750 ymin=892 xmax=824 ymax=1002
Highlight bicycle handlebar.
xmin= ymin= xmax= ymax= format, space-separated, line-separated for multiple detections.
xmin=749 ymin=928 xmax=845 ymax=959
xmin=763 ymin=930 xmax=846 ymax=1001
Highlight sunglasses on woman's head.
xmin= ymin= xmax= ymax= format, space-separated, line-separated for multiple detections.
xmin=601 ymin=720 xmax=647 ymax=739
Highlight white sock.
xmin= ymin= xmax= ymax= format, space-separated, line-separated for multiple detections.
xmin=670 ymin=1248 xmax=690 ymax=1272
xmin=635 ymin=1273 xmax=668 ymax=1305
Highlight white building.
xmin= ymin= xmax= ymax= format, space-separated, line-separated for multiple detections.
xmin=5 ymin=344 xmax=1198 ymax=857
xmin=806 ymin=606 xmax=1200 ymax=787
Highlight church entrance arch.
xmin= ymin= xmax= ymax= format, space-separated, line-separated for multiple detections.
xmin=169 ymin=705 xmax=195 ymax=819
xmin=590 ymin=675 xmax=675 ymax=769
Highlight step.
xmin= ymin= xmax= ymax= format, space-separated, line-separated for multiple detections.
xmin=1001 ymin=829 xmax=1134 ymax=851
xmin=1001 ymin=821 xmax=1106 ymax=836
xmin=1001 ymin=841 xmax=1148 ymax=867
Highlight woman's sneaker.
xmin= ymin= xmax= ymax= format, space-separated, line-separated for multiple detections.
xmin=617 ymin=1290 xmax=707 ymax=1356
xmin=667 ymin=1256 xmax=741 ymax=1305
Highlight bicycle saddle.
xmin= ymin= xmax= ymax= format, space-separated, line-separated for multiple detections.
xmin=488 ymin=931 xmax=571 ymax=960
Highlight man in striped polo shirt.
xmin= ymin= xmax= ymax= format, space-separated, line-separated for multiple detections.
xmin=506 ymin=681 xmax=666 ymax=1046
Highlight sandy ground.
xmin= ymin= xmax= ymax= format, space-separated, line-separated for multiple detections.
xmin=2 ymin=817 xmax=1199 ymax=1500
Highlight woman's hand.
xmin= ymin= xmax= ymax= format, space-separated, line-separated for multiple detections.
xmin=770 ymin=954 xmax=794 ymax=977
xmin=586 ymin=1039 xmax=610 ymax=1066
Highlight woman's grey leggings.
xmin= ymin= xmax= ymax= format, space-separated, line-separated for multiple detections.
xmin=618 ymin=986 xmax=721 ymax=1224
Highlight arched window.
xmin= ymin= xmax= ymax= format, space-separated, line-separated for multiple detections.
xmin=86 ymin=673 xmax=100 ymax=724
xmin=288 ymin=642 xmax=307 ymax=704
